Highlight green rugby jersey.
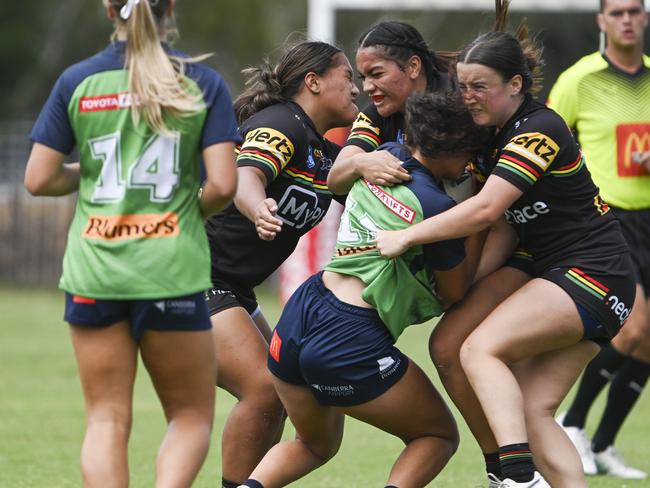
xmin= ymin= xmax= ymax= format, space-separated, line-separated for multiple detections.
xmin=324 ymin=145 xmax=466 ymax=340
xmin=548 ymin=52 xmax=650 ymax=209
xmin=30 ymin=42 xmax=240 ymax=299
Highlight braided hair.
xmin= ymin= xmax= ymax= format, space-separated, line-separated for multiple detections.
xmin=357 ymin=21 xmax=451 ymax=92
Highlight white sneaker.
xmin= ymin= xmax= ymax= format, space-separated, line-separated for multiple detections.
xmin=555 ymin=412 xmax=597 ymax=475
xmin=487 ymin=473 xmax=501 ymax=488
xmin=498 ymin=471 xmax=551 ymax=487
xmin=594 ymin=445 xmax=648 ymax=479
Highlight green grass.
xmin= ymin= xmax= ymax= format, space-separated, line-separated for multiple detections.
xmin=1 ymin=284 xmax=648 ymax=487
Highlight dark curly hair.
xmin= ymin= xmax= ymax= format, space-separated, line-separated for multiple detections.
xmin=405 ymin=91 xmax=489 ymax=158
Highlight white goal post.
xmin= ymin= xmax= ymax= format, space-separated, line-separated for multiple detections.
xmin=308 ymin=0 xmax=600 ymax=43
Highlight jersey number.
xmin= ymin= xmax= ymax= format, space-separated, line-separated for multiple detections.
xmin=337 ymin=195 xmax=381 ymax=244
xmin=89 ymin=131 xmax=180 ymax=203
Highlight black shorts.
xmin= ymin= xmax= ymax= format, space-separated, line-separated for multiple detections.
xmin=612 ymin=207 xmax=650 ymax=292
xmin=505 ymin=247 xmax=534 ymax=275
xmin=64 ymin=292 xmax=211 ymax=341
xmin=204 ymin=278 xmax=259 ymax=317
xmin=543 ymin=253 xmax=637 ymax=342
xmin=268 ymin=273 xmax=409 ymax=407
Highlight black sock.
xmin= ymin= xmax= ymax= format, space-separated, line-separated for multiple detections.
xmin=222 ymin=479 xmax=240 ymax=488
xmin=484 ymin=451 xmax=502 ymax=479
xmin=591 ymin=357 xmax=650 ymax=453
xmin=240 ymin=480 xmax=264 ymax=488
xmin=499 ymin=443 xmax=534 ymax=482
xmin=563 ymin=345 xmax=627 ymax=428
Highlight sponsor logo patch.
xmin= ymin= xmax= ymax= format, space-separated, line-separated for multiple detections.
xmin=616 ymin=124 xmax=650 ymax=177
xmin=243 ymin=127 xmax=295 ymax=160
xmin=73 ymin=295 xmax=96 ymax=304
xmin=79 ymin=92 xmax=133 ymax=112
xmin=504 ymin=201 xmax=550 ymax=224
xmin=364 ymin=179 xmax=416 ymax=223
xmin=310 ymin=384 xmax=355 ymax=397
xmin=505 ymin=131 xmax=560 ymax=169
xmin=82 ymin=212 xmax=179 ymax=241
xmin=605 ymin=294 xmax=631 ymax=325
xmin=276 ymin=185 xmax=325 ymax=229
xmin=269 ymin=330 xmax=282 ymax=362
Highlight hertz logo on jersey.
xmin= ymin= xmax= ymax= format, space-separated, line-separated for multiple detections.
xmin=616 ymin=123 xmax=650 ymax=177
xmin=505 ymin=132 xmax=560 ymax=170
xmin=243 ymin=127 xmax=295 ymax=160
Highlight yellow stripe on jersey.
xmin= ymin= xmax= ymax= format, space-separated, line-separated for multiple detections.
xmin=284 ymin=168 xmax=328 ymax=191
xmin=239 ymin=127 xmax=295 ymax=177
xmin=504 ymin=132 xmax=560 ymax=171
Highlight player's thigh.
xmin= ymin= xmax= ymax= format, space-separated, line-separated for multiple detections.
xmin=463 ymin=279 xmax=586 ymax=364
xmin=343 ymin=359 xmax=457 ymax=443
xmin=140 ymin=329 xmax=216 ymax=419
xmin=69 ymin=320 xmax=138 ymax=415
xmin=211 ymin=306 xmax=274 ymax=396
xmin=430 ymin=266 xmax=530 ymax=359
xmin=272 ymin=376 xmax=344 ymax=458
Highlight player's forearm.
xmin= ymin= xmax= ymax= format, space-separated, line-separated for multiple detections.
xmin=199 ymin=177 xmax=237 ymax=219
xmin=233 ymin=168 xmax=269 ymax=223
xmin=328 ymin=146 xmax=364 ymax=195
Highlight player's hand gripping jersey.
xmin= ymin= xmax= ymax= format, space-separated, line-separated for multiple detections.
xmin=486 ymin=96 xmax=628 ymax=275
xmin=30 ymin=42 xmax=240 ymax=299
xmin=205 ymin=102 xmax=342 ymax=290
xmin=325 ymin=144 xmax=466 ymax=340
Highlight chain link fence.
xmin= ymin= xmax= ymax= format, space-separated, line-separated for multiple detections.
xmin=0 ymin=120 xmax=76 ymax=285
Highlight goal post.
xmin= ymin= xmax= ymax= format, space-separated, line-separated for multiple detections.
xmin=308 ymin=0 xmax=599 ymax=43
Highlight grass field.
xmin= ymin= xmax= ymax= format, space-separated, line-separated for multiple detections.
xmin=1 ymin=284 xmax=648 ymax=487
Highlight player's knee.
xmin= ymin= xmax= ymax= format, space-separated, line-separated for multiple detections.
xmin=613 ymin=326 xmax=646 ymax=354
xmin=302 ymin=436 xmax=341 ymax=465
xmin=240 ymin=376 xmax=284 ymax=418
xmin=523 ymin=395 xmax=555 ymax=422
xmin=86 ymin=408 xmax=133 ymax=437
xmin=458 ymin=338 xmax=481 ymax=374
xmin=429 ymin=333 xmax=462 ymax=375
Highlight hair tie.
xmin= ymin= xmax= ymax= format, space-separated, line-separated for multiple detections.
xmin=120 ymin=0 xmax=141 ymax=20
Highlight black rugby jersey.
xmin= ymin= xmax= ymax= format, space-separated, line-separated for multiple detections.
xmin=205 ymin=101 xmax=341 ymax=289
xmin=488 ymin=95 xmax=628 ymax=274
xmin=346 ymin=103 xmax=406 ymax=152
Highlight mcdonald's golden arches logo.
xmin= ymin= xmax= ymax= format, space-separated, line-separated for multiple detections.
xmin=616 ymin=124 xmax=650 ymax=177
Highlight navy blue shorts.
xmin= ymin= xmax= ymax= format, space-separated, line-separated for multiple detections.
xmin=268 ymin=272 xmax=409 ymax=407
xmin=64 ymin=292 xmax=211 ymax=341
xmin=543 ymin=253 xmax=637 ymax=344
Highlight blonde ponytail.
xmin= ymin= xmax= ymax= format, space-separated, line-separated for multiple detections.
xmin=109 ymin=0 xmax=208 ymax=135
